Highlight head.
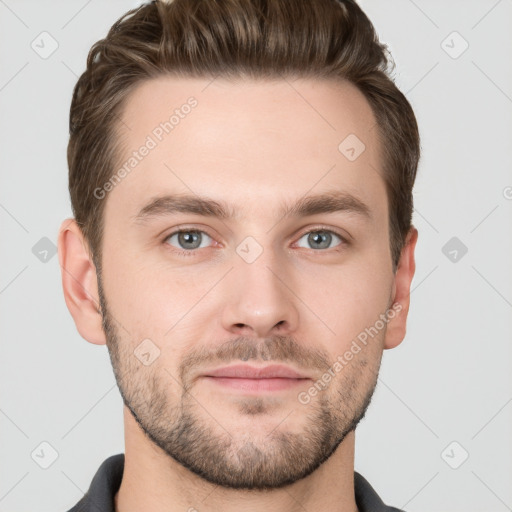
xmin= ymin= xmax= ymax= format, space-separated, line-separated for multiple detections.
xmin=59 ymin=0 xmax=419 ymax=490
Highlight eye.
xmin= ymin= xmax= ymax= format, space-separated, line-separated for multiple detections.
xmin=162 ymin=226 xmax=348 ymax=257
xmin=295 ymin=228 xmax=347 ymax=251
xmin=163 ymin=229 xmax=214 ymax=254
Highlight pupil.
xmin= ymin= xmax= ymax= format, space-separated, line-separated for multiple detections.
xmin=310 ymin=231 xmax=330 ymax=249
xmin=180 ymin=231 xmax=199 ymax=248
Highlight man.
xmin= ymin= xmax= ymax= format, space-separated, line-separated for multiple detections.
xmin=58 ymin=0 xmax=419 ymax=510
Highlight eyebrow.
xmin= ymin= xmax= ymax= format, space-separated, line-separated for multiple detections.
xmin=132 ymin=190 xmax=372 ymax=224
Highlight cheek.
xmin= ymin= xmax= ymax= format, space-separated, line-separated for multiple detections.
xmin=101 ymin=242 xmax=165 ymax=331
xmin=103 ymin=248 xmax=207 ymax=351
xmin=298 ymin=257 xmax=392 ymax=344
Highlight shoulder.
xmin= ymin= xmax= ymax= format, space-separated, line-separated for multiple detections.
xmin=354 ymin=471 xmax=406 ymax=512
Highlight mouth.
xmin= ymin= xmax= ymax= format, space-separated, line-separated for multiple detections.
xmin=200 ymin=364 xmax=311 ymax=393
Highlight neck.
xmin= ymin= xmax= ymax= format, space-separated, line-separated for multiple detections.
xmin=115 ymin=406 xmax=358 ymax=512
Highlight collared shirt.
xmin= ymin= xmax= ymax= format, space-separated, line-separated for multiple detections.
xmin=66 ymin=453 xmax=406 ymax=512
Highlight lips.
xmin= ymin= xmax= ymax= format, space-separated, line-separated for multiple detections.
xmin=200 ymin=364 xmax=311 ymax=393
xmin=202 ymin=364 xmax=309 ymax=380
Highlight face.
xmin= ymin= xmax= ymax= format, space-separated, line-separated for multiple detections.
xmin=92 ymin=76 xmax=402 ymax=489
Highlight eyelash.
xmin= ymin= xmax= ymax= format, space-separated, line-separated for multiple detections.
xmin=162 ymin=225 xmax=350 ymax=257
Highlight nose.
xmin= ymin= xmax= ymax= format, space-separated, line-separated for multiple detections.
xmin=220 ymin=249 xmax=300 ymax=339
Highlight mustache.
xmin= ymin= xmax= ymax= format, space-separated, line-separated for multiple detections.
xmin=178 ymin=335 xmax=331 ymax=383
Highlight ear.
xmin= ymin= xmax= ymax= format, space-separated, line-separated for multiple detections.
xmin=57 ymin=218 xmax=106 ymax=345
xmin=384 ymin=226 xmax=418 ymax=350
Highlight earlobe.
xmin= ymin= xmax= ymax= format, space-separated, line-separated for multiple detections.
xmin=57 ymin=218 xmax=107 ymax=346
xmin=384 ymin=226 xmax=418 ymax=350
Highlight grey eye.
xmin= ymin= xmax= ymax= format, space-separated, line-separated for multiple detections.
xmin=165 ymin=230 xmax=212 ymax=251
xmin=296 ymin=230 xmax=343 ymax=250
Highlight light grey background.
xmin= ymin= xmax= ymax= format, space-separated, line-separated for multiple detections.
xmin=1 ymin=0 xmax=511 ymax=511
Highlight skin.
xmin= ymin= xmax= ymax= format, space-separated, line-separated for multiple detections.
xmin=58 ymin=76 xmax=418 ymax=512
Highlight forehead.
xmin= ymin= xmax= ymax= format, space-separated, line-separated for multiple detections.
xmin=104 ymin=75 xmax=386 ymax=224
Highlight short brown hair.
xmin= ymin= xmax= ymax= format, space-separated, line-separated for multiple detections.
xmin=68 ymin=0 xmax=420 ymax=273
